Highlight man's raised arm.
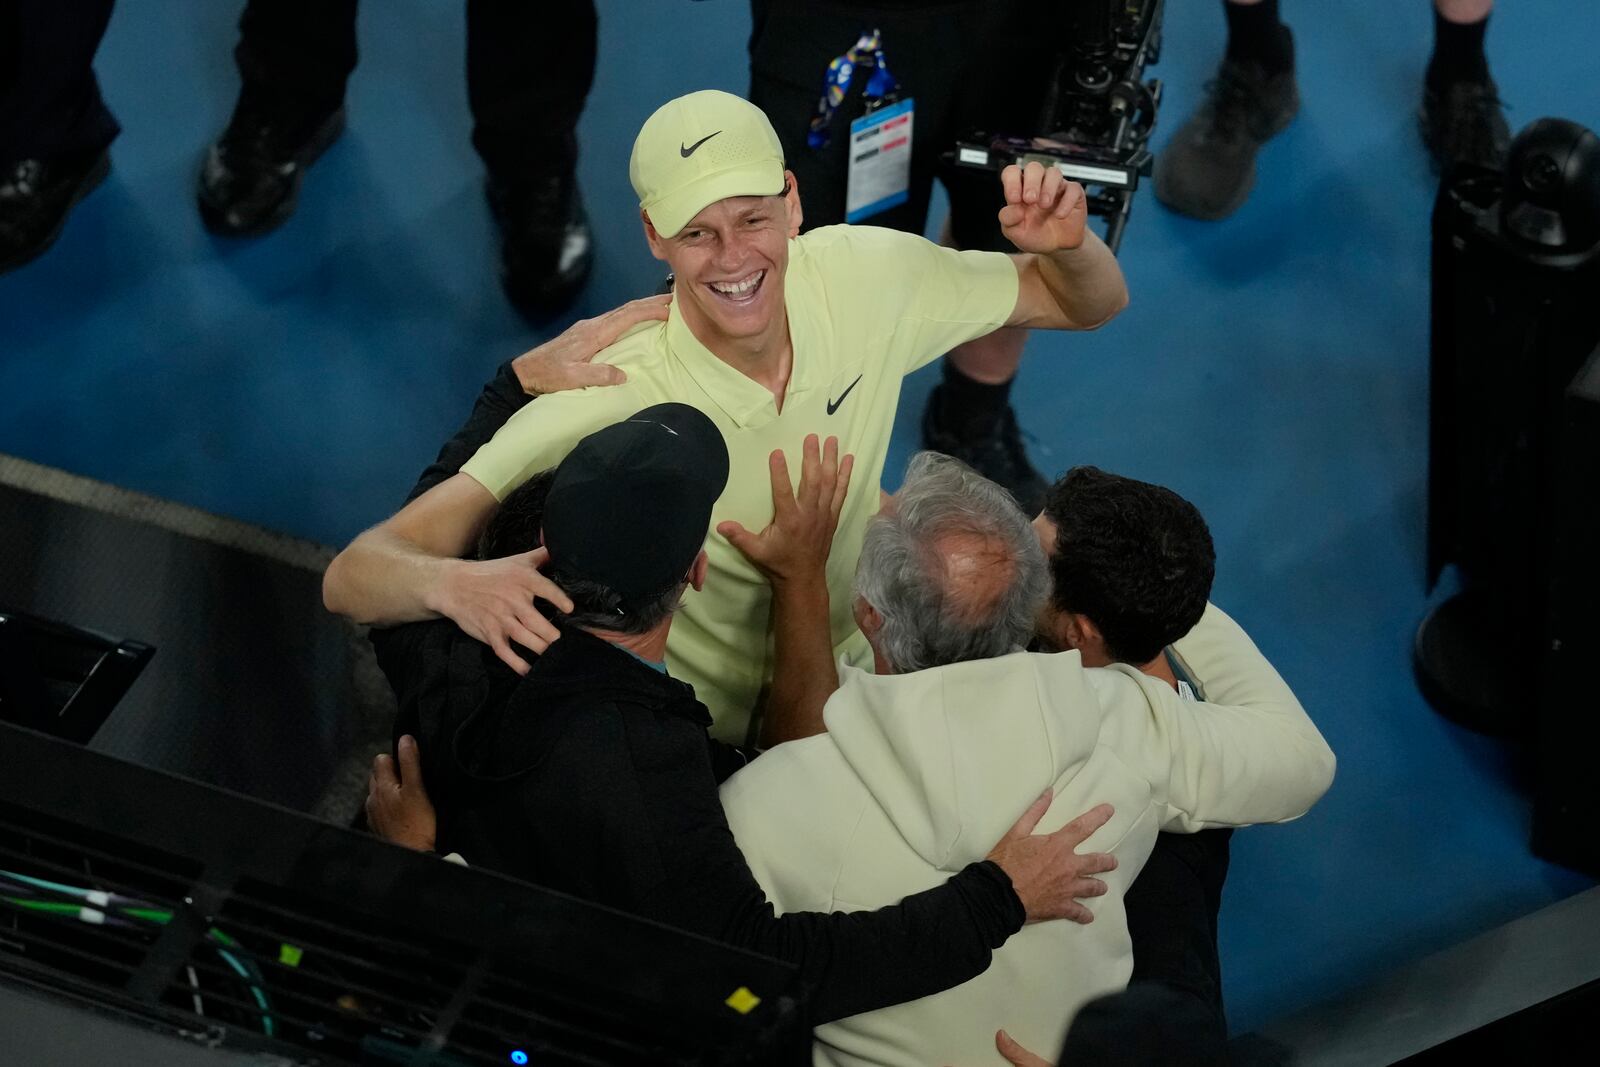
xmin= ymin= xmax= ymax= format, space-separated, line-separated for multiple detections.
xmin=999 ymin=161 xmax=1130 ymax=332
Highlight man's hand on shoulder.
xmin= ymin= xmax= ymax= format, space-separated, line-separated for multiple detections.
xmin=512 ymin=294 xmax=671 ymax=396
xmin=428 ymin=546 xmax=575 ymax=675
xmin=985 ymin=791 xmax=1117 ymax=924
xmin=998 ymin=162 xmax=1088 ymax=256
xmin=367 ymin=735 xmax=438 ymax=852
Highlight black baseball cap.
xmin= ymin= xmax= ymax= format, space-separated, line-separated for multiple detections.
xmin=542 ymin=404 xmax=730 ymax=613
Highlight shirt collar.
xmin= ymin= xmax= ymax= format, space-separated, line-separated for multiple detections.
xmin=664 ymin=237 xmax=815 ymax=429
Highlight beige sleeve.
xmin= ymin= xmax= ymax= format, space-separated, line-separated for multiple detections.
xmin=1092 ymin=603 xmax=1337 ymax=831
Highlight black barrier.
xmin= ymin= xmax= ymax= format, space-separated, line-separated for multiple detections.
xmin=0 ymin=719 xmax=810 ymax=1066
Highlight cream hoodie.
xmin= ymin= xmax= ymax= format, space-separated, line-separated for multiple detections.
xmin=718 ymin=604 xmax=1335 ymax=1067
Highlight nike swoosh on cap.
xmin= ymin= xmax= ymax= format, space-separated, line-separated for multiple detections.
xmin=681 ymin=131 xmax=722 ymax=157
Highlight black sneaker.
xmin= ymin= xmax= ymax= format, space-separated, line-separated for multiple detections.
xmin=0 ymin=149 xmax=111 ymax=275
xmin=921 ymin=385 xmax=1049 ymax=515
xmin=488 ymin=171 xmax=594 ymax=318
xmin=1420 ymin=77 xmax=1510 ymax=173
xmin=197 ymin=95 xmax=345 ymax=237
xmin=1153 ymin=44 xmax=1300 ymax=221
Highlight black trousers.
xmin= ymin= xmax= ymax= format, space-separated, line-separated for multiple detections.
xmin=232 ymin=0 xmax=597 ymax=179
xmin=1125 ymin=828 xmax=1234 ymax=1036
xmin=746 ymin=0 xmax=1061 ymax=250
xmin=0 ymin=0 xmax=119 ymax=166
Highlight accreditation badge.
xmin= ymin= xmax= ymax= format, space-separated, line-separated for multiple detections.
xmin=845 ymin=98 xmax=914 ymax=223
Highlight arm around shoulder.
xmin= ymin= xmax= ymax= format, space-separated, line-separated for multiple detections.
xmin=1098 ymin=603 xmax=1335 ymax=831
xmin=322 ymin=473 xmax=501 ymax=626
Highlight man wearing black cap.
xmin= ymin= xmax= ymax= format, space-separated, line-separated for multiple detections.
xmin=421 ymin=402 xmax=1125 ymax=1026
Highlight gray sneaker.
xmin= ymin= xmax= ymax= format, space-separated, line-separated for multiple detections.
xmin=1153 ymin=47 xmax=1300 ymax=221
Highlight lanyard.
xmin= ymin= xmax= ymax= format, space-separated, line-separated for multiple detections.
xmin=806 ymin=29 xmax=902 ymax=150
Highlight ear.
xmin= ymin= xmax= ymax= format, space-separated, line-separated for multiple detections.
xmin=782 ymin=169 xmax=803 ymax=237
xmin=688 ymin=549 xmax=710 ymax=592
xmin=642 ymin=210 xmax=669 ymax=262
xmin=854 ymin=595 xmax=883 ymax=639
xmin=1065 ymin=612 xmax=1110 ymax=666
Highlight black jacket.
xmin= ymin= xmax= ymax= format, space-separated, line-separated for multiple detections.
xmin=440 ymin=623 xmax=1023 ymax=1024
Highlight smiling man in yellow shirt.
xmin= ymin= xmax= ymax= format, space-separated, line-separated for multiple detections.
xmin=323 ymin=89 xmax=1128 ymax=743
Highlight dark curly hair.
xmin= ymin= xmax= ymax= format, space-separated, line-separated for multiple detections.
xmin=1041 ymin=466 xmax=1215 ymax=665
xmin=475 ymin=469 xmax=557 ymax=562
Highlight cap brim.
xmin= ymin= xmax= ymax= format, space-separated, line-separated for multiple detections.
xmin=644 ymin=160 xmax=785 ymax=238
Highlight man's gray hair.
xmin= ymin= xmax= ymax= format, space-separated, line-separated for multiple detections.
xmin=855 ymin=452 xmax=1048 ymax=673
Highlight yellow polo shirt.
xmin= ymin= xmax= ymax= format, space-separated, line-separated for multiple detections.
xmin=460 ymin=223 xmax=1018 ymax=743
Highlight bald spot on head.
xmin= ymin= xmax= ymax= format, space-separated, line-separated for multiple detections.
xmin=926 ymin=528 xmax=1020 ymax=627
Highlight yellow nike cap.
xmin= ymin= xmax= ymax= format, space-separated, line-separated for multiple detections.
xmin=629 ymin=90 xmax=785 ymax=239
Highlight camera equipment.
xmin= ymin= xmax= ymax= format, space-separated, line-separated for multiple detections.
xmin=951 ymin=0 xmax=1165 ymax=252
xmin=1419 ymin=118 xmax=1600 ymax=875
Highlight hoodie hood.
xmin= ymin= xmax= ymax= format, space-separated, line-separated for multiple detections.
xmin=823 ymin=650 xmax=1105 ymax=870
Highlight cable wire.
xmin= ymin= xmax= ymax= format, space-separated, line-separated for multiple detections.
xmin=0 ymin=869 xmax=276 ymax=1036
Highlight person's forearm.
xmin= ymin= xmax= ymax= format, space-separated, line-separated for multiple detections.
xmin=684 ymin=860 xmax=1024 ymax=1024
xmin=1032 ymin=230 xmax=1128 ymax=330
xmin=1114 ymin=604 xmax=1336 ymax=831
xmin=761 ymin=577 xmax=838 ymax=746
xmin=324 ymin=526 xmax=461 ymax=626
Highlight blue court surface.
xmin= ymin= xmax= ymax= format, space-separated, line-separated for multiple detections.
xmin=2 ymin=0 xmax=1596 ymax=1036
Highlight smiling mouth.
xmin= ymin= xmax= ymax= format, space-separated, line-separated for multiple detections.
xmin=706 ymin=269 xmax=766 ymax=306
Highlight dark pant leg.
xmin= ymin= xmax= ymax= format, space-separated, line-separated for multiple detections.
xmin=1124 ymin=828 xmax=1234 ymax=1035
xmin=233 ymin=0 xmax=358 ymax=118
xmin=0 ymin=0 xmax=118 ymax=165
xmin=466 ymin=0 xmax=596 ymax=181
xmin=747 ymin=1 xmax=986 ymax=235
xmin=943 ymin=0 xmax=1066 ymax=252
xmin=1056 ymin=982 xmax=1229 ymax=1066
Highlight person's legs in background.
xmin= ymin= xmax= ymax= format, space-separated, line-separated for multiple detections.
xmin=1155 ymin=0 xmax=1510 ymax=221
xmin=747 ymin=0 xmax=1065 ymax=512
xmin=1151 ymin=0 xmax=1298 ymax=222
xmin=196 ymin=0 xmax=357 ymax=236
xmin=468 ymin=0 xmax=597 ymax=318
xmin=922 ymin=0 xmax=1068 ymax=514
xmin=1420 ymin=0 xmax=1509 ymax=172
xmin=0 ymin=0 xmax=118 ymax=274
xmin=1122 ymin=829 xmax=1233 ymax=1035
xmin=922 ymin=327 xmax=1044 ymax=512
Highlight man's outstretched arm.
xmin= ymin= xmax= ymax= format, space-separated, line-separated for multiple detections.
xmin=999 ymin=162 xmax=1130 ymax=332
xmin=327 ymin=297 xmax=671 ymax=671
xmin=323 ymin=473 xmax=573 ymax=671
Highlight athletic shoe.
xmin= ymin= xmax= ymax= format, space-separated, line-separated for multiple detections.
xmin=1153 ymin=45 xmax=1300 ymax=221
xmin=921 ymin=386 xmax=1049 ymax=514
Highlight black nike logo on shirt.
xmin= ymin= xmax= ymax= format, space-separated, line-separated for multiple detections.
xmin=680 ymin=131 xmax=721 ymax=157
xmin=827 ymin=375 xmax=863 ymax=415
